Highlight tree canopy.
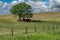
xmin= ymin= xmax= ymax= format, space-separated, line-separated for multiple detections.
xmin=10 ymin=2 xmax=33 ymax=21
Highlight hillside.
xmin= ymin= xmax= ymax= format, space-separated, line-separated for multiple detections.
xmin=32 ymin=12 xmax=60 ymax=22
xmin=0 ymin=12 xmax=60 ymax=40
xmin=0 ymin=12 xmax=60 ymax=22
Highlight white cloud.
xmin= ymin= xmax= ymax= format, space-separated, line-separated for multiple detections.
xmin=0 ymin=0 xmax=25 ymax=14
xmin=0 ymin=0 xmax=60 ymax=14
xmin=26 ymin=0 xmax=48 ymax=12
xmin=54 ymin=0 xmax=60 ymax=3
xmin=18 ymin=0 xmax=25 ymax=2
xmin=10 ymin=1 xmax=18 ymax=6
xmin=10 ymin=0 xmax=25 ymax=6
xmin=30 ymin=0 xmax=39 ymax=2
xmin=3 ymin=2 xmax=9 ymax=9
xmin=49 ymin=0 xmax=60 ymax=12
xmin=0 ymin=1 xmax=3 ymax=11
xmin=0 ymin=1 xmax=3 ymax=7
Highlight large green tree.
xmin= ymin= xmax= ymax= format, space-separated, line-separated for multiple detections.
xmin=10 ymin=3 xmax=33 ymax=21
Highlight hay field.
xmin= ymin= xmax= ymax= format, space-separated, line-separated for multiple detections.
xmin=0 ymin=12 xmax=60 ymax=40
xmin=32 ymin=12 xmax=60 ymax=22
xmin=0 ymin=12 xmax=60 ymax=22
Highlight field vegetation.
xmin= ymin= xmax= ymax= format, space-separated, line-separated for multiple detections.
xmin=0 ymin=12 xmax=60 ymax=40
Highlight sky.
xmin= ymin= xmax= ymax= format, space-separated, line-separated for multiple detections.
xmin=0 ymin=0 xmax=60 ymax=14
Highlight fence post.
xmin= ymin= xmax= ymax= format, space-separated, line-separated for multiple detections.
xmin=35 ymin=27 xmax=37 ymax=32
xmin=43 ymin=25 xmax=44 ymax=32
xmin=53 ymin=24 xmax=54 ymax=31
xmin=26 ymin=27 xmax=28 ymax=34
xmin=12 ymin=28 xmax=13 ymax=36
xmin=12 ymin=28 xmax=14 ymax=40
xmin=56 ymin=25 xmax=58 ymax=31
xmin=48 ymin=26 xmax=50 ymax=31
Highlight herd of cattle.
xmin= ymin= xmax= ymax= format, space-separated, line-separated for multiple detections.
xmin=17 ymin=19 xmax=41 ymax=22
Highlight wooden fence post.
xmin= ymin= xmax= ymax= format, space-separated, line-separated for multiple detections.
xmin=53 ymin=24 xmax=54 ymax=31
xmin=35 ymin=27 xmax=37 ymax=32
xmin=12 ymin=28 xmax=14 ymax=40
xmin=26 ymin=27 xmax=28 ymax=34
xmin=48 ymin=26 xmax=50 ymax=31
xmin=12 ymin=28 xmax=13 ymax=36
xmin=56 ymin=25 xmax=58 ymax=31
xmin=43 ymin=25 xmax=44 ymax=32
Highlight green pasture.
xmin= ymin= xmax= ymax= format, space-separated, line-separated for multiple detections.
xmin=0 ymin=12 xmax=60 ymax=40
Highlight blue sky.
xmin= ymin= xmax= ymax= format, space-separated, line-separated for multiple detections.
xmin=0 ymin=0 xmax=12 ymax=3
xmin=0 ymin=0 xmax=28 ymax=3
xmin=0 ymin=0 xmax=48 ymax=3
xmin=0 ymin=0 xmax=49 ymax=6
xmin=0 ymin=0 xmax=60 ymax=14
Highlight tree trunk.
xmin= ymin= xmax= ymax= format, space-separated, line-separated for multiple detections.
xmin=18 ymin=15 xmax=21 ymax=21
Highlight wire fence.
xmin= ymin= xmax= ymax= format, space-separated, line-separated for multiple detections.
xmin=0 ymin=25 xmax=60 ymax=35
xmin=0 ymin=24 xmax=60 ymax=40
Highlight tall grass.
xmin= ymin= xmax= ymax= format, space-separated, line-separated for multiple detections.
xmin=0 ymin=13 xmax=60 ymax=40
xmin=0 ymin=32 xmax=60 ymax=40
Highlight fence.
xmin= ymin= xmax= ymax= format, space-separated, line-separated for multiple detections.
xmin=0 ymin=24 xmax=60 ymax=40
xmin=10 ymin=25 xmax=60 ymax=36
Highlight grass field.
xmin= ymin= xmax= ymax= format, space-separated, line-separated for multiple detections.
xmin=0 ymin=12 xmax=60 ymax=40
xmin=0 ymin=32 xmax=60 ymax=40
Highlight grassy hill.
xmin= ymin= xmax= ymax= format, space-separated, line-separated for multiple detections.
xmin=0 ymin=12 xmax=60 ymax=22
xmin=32 ymin=12 xmax=60 ymax=22
xmin=0 ymin=12 xmax=60 ymax=40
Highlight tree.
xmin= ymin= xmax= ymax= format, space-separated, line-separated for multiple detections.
xmin=10 ymin=2 xmax=33 ymax=21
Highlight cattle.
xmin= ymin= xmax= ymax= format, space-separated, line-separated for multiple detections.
xmin=23 ymin=19 xmax=31 ymax=22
